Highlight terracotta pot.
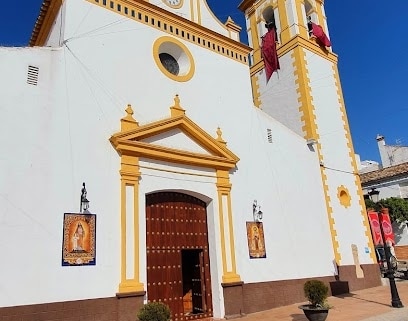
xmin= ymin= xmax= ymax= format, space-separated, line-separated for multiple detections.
xmin=298 ymin=305 xmax=329 ymax=321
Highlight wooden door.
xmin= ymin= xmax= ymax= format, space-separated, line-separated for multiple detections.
xmin=146 ymin=192 xmax=213 ymax=321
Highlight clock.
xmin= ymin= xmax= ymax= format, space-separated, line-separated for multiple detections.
xmin=162 ymin=0 xmax=183 ymax=8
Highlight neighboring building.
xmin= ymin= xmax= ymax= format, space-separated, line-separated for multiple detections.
xmin=377 ymin=134 xmax=408 ymax=168
xmin=0 ymin=0 xmax=379 ymax=320
xmin=360 ymin=136 xmax=408 ymax=251
xmin=355 ymin=154 xmax=380 ymax=174
xmin=361 ymin=135 xmax=408 ymax=200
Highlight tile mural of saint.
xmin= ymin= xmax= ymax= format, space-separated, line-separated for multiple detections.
xmin=246 ymin=222 xmax=266 ymax=259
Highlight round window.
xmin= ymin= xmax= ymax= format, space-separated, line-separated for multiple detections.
xmin=159 ymin=53 xmax=180 ymax=75
xmin=153 ymin=36 xmax=195 ymax=82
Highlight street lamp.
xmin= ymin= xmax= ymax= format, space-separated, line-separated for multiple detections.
xmin=368 ymin=189 xmax=403 ymax=308
xmin=80 ymin=182 xmax=90 ymax=213
xmin=252 ymin=200 xmax=263 ymax=222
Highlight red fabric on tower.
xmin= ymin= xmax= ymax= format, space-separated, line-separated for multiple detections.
xmin=311 ymin=22 xmax=331 ymax=47
xmin=261 ymin=27 xmax=280 ymax=82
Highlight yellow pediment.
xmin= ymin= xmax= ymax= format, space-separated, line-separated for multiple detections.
xmin=110 ymin=98 xmax=239 ymax=170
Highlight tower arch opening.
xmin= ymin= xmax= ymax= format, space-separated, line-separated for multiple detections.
xmin=261 ymin=6 xmax=279 ymax=42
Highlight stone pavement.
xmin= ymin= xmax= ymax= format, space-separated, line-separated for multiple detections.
xmin=237 ymin=279 xmax=408 ymax=321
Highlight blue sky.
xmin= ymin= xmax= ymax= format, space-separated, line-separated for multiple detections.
xmin=1 ymin=0 xmax=407 ymax=163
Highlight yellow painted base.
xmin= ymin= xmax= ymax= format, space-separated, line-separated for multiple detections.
xmin=222 ymin=272 xmax=242 ymax=284
xmin=118 ymin=280 xmax=145 ymax=293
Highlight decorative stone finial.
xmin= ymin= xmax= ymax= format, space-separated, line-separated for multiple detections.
xmin=216 ymin=127 xmax=227 ymax=145
xmin=125 ymin=104 xmax=134 ymax=118
xmin=170 ymin=94 xmax=186 ymax=117
xmin=225 ymin=16 xmax=242 ymax=33
xmin=121 ymin=103 xmax=138 ymax=131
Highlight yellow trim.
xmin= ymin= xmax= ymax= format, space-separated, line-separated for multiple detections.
xmin=138 ymin=164 xmax=216 ymax=178
xmin=153 ymin=36 xmax=195 ymax=82
xmin=196 ymin=0 xmax=202 ymax=25
xmin=249 ymin=35 xmax=337 ymax=84
xmin=162 ymin=0 xmax=184 ymax=9
xmin=248 ymin=32 xmax=337 ymax=107
xmin=111 ymin=99 xmax=240 ymax=170
xmin=238 ymin=0 xmax=256 ymax=11
xmin=30 ymin=0 xmax=64 ymax=46
xmin=118 ymin=155 xmax=145 ymax=293
xmin=337 ymin=185 xmax=351 ymax=208
xmin=190 ymin=0 xmax=195 ymax=21
xmin=292 ymin=47 xmax=341 ymax=264
xmin=315 ymin=1 xmax=326 ymax=33
xmin=332 ymin=64 xmax=377 ymax=263
xmin=277 ymin=0 xmax=290 ymax=44
xmin=280 ymin=35 xmax=337 ymax=63
xmin=217 ymin=169 xmax=241 ymax=283
xmin=248 ymin=9 xmax=261 ymax=65
xmin=251 ymin=74 xmax=261 ymax=108
xmin=112 ymin=98 xmax=241 ymax=286
xmin=295 ymin=0 xmax=308 ymax=38
xmin=83 ymin=0 xmax=250 ymax=64
xmin=292 ymin=47 xmax=316 ymax=140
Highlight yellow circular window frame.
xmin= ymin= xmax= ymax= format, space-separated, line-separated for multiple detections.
xmin=153 ymin=36 xmax=195 ymax=82
xmin=337 ymin=185 xmax=351 ymax=208
xmin=162 ymin=0 xmax=184 ymax=9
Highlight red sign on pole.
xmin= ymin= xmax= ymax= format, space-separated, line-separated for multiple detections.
xmin=368 ymin=211 xmax=383 ymax=245
xmin=379 ymin=209 xmax=395 ymax=245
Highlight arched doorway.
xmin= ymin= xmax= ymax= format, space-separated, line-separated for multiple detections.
xmin=146 ymin=192 xmax=213 ymax=321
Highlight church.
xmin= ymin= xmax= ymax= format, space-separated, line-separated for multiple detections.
xmin=0 ymin=0 xmax=380 ymax=320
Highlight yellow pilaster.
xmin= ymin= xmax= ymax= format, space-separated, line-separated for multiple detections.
xmin=248 ymin=8 xmax=262 ymax=65
xmin=315 ymin=1 xmax=326 ymax=34
xmin=295 ymin=0 xmax=308 ymax=39
xmin=118 ymin=154 xmax=144 ymax=293
xmin=216 ymin=169 xmax=241 ymax=284
xmin=277 ymin=0 xmax=290 ymax=43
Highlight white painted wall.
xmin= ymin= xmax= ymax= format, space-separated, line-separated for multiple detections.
xmin=0 ymin=0 xmax=373 ymax=313
xmin=257 ymin=51 xmax=303 ymax=136
xmin=0 ymin=46 xmax=121 ymax=307
xmin=305 ymin=49 xmax=373 ymax=265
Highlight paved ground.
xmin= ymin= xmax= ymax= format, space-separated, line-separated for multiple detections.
xmin=238 ymin=278 xmax=408 ymax=321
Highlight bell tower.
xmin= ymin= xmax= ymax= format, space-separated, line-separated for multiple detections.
xmin=239 ymin=0 xmax=377 ymax=267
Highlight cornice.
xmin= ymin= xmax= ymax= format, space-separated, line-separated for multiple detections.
xmin=250 ymin=35 xmax=338 ymax=75
xmin=29 ymin=0 xmax=252 ymax=64
xmin=110 ymin=102 xmax=240 ymax=170
xmin=30 ymin=0 xmax=63 ymax=46
xmin=238 ymin=0 xmax=256 ymax=12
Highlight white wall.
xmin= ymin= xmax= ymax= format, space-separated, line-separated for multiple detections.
xmin=0 ymin=0 xmax=371 ymax=310
xmin=0 ymin=46 xmax=121 ymax=307
xmin=306 ymin=49 xmax=373 ymax=265
xmin=258 ymin=52 xmax=303 ymax=136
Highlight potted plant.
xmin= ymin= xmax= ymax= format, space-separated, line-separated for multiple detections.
xmin=137 ymin=302 xmax=171 ymax=321
xmin=298 ymin=280 xmax=331 ymax=321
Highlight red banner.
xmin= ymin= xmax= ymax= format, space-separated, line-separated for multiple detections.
xmin=311 ymin=22 xmax=331 ymax=47
xmin=368 ymin=211 xmax=382 ymax=246
xmin=261 ymin=27 xmax=280 ymax=82
xmin=379 ymin=209 xmax=395 ymax=245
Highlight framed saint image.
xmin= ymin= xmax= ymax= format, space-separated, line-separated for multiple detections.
xmin=62 ymin=213 xmax=96 ymax=266
xmin=246 ymin=222 xmax=266 ymax=259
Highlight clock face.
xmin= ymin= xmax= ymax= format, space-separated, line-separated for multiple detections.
xmin=163 ymin=0 xmax=183 ymax=8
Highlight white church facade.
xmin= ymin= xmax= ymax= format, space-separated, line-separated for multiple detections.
xmin=0 ymin=0 xmax=380 ymax=320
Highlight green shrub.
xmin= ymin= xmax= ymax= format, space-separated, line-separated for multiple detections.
xmin=137 ymin=302 xmax=171 ymax=321
xmin=303 ymin=280 xmax=329 ymax=307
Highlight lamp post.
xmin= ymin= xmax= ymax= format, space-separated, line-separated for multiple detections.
xmin=80 ymin=182 xmax=90 ymax=213
xmin=252 ymin=200 xmax=263 ymax=222
xmin=368 ymin=189 xmax=403 ymax=308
